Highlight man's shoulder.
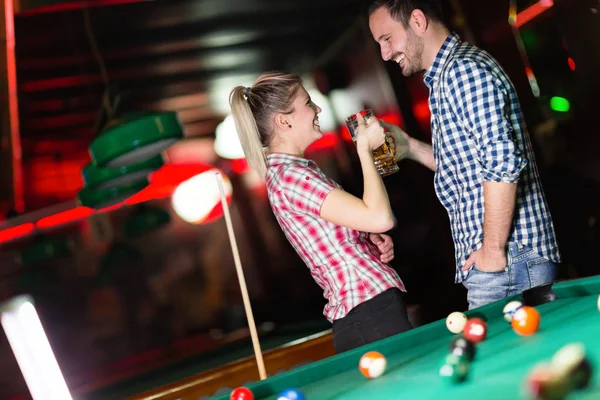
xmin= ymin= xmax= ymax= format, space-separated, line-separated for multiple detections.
xmin=442 ymin=42 xmax=513 ymax=94
xmin=445 ymin=43 xmax=499 ymax=74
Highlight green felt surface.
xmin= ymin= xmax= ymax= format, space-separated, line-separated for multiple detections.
xmin=211 ymin=276 xmax=600 ymax=400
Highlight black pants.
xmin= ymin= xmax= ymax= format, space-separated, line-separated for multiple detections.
xmin=331 ymin=288 xmax=413 ymax=354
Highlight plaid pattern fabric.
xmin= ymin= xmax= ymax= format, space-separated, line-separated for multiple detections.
xmin=265 ymin=153 xmax=406 ymax=322
xmin=424 ymin=33 xmax=561 ymax=283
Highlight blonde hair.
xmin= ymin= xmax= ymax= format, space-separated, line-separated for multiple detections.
xmin=229 ymin=71 xmax=302 ymax=179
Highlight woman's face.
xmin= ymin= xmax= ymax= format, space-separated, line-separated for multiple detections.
xmin=288 ymin=86 xmax=323 ymax=149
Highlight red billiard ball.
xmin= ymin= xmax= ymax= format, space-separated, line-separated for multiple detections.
xmin=511 ymin=306 xmax=540 ymax=336
xmin=230 ymin=387 xmax=254 ymax=400
xmin=463 ymin=318 xmax=487 ymax=343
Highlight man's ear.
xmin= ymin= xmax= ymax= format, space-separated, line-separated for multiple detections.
xmin=410 ymin=9 xmax=428 ymax=34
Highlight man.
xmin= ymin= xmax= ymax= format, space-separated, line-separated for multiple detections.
xmin=367 ymin=0 xmax=561 ymax=309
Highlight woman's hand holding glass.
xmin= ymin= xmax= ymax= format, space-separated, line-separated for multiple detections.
xmin=354 ymin=113 xmax=386 ymax=154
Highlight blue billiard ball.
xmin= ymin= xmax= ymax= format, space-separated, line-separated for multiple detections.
xmin=277 ymin=388 xmax=305 ymax=400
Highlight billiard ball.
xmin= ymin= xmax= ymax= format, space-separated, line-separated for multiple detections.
xmin=525 ymin=362 xmax=571 ymax=400
xmin=449 ymin=336 xmax=476 ymax=362
xmin=597 ymin=294 xmax=600 ymax=312
xmin=550 ymin=343 xmax=592 ymax=390
xmin=446 ymin=311 xmax=468 ymax=334
xmin=230 ymin=387 xmax=254 ymax=400
xmin=439 ymin=353 xmax=469 ymax=384
xmin=503 ymin=300 xmax=523 ymax=323
xmin=511 ymin=306 xmax=540 ymax=336
xmin=277 ymin=388 xmax=305 ymax=400
xmin=359 ymin=351 xmax=387 ymax=378
xmin=463 ymin=318 xmax=487 ymax=343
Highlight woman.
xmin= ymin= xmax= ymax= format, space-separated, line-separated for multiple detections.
xmin=230 ymin=71 xmax=412 ymax=353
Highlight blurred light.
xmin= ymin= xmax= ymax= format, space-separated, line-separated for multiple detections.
xmin=412 ymin=101 xmax=430 ymax=121
xmin=307 ymin=89 xmax=336 ymax=132
xmin=0 ymin=223 xmax=35 ymax=244
xmin=521 ymin=31 xmax=538 ymax=49
xmin=126 ymin=163 xmax=212 ymax=205
xmin=525 ymin=67 xmax=541 ymax=98
xmin=329 ymin=89 xmax=364 ymax=125
xmin=171 ymin=169 xmax=233 ymax=224
xmin=550 ymin=96 xmax=570 ymax=112
xmin=512 ymin=0 xmax=554 ymax=27
xmin=1 ymin=296 xmax=73 ymax=400
xmin=36 ymin=207 xmax=94 ymax=229
xmin=508 ymin=0 xmax=517 ymax=25
xmin=208 ymin=74 xmax=258 ymax=115
xmin=231 ymin=158 xmax=250 ymax=174
xmin=306 ymin=132 xmax=340 ymax=152
xmin=568 ymin=57 xmax=576 ymax=71
xmin=214 ymin=115 xmax=245 ymax=160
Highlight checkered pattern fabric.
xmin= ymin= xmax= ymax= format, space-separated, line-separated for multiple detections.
xmin=424 ymin=33 xmax=561 ymax=283
xmin=265 ymin=153 xmax=406 ymax=322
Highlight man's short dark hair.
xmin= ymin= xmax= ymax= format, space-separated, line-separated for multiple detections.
xmin=368 ymin=0 xmax=444 ymax=27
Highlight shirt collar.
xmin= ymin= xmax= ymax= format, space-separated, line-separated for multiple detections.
xmin=424 ymin=32 xmax=460 ymax=88
xmin=266 ymin=152 xmax=316 ymax=168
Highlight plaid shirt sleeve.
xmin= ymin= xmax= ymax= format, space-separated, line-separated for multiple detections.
xmin=445 ymin=59 xmax=528 ymax=183
xmin=280 ymin=165 xmax=338 ymax=216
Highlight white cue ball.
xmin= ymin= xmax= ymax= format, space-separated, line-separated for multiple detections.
xmin=550 ymin=342 xmax=586 ymax=377
xmin=503 ymin=300 xmax=523 ymax=323
xmin=446 ymin=311 xmax=467 ymax=334
xmin=597 ymin=294 xmax=600 ymax=312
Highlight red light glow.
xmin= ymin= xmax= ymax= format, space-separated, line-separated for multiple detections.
xmin=512 ymin=0 xmax=554 ymax=28
xmin=36 ymin=207 xmax=94 ymax=229
xmin=0 ymin=223 xmax=35 ymax=243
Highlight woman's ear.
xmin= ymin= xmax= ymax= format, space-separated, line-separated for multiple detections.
xmin=274 ymin=113 xmax=292 ymax=130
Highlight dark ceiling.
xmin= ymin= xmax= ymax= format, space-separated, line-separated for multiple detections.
xmin=16 ymin=0 xmax=365 ymax=140
xmin=12 ymin=0 xmax=367 ymax=210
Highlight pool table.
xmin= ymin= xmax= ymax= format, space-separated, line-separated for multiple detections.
xmin=209 ymin=275 xmax=600 ymax=400
xmin=78 ymin=321 xmax=333 ymax=400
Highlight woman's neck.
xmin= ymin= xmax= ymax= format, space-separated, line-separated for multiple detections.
xmin=268 ymin=142 xmax=304 ymax=158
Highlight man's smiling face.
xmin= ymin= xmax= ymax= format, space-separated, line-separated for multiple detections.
xmin=369 ymin=6 xmax=425 ymax=77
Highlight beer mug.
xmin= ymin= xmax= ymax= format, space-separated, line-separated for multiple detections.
xmin=345 ymin=109 xmax=400 ymax=177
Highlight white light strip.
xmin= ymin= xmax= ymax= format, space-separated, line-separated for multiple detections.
xmin=0 ymin=296 xmax=73 ymax=400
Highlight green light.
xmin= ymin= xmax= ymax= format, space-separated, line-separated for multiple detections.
xmin=521 ymin=31 xmax=538 ymax=48
xmin=550 ymin=96 xmax=570 ymax=112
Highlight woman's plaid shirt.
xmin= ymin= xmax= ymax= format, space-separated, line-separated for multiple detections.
xmin=265 ymin=153 xmax=406 ymax=322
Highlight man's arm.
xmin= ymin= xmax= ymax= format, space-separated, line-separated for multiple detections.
xmin=379 ymin=120 xmax=436 ymax=171
xmin=407 ymin=137 xmax=436 ymax=172
xmin=482 ymin=181 xmax=517 ymax=253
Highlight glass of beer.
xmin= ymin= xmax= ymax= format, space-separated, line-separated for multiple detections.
xmin=345 ymin=109 xmax=399 ymax=177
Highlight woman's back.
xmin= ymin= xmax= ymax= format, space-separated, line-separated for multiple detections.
xmin=264 ymin=153 xmax=405 ymax=322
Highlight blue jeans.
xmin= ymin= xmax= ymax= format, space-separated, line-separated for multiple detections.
xmin=461 ymin=243 xmax=558 ymax=309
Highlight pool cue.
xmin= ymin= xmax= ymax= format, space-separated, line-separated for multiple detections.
xmin=215 ymin=172 xmax=267 ymax=381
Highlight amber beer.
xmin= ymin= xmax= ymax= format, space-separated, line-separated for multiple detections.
xmin=345 ymin=109 xmax=399 ymax=177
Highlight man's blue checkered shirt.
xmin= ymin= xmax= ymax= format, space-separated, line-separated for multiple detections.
xmin=424 ymin=33 xmax=561 ymax=283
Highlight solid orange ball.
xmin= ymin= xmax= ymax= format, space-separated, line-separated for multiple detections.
xmin=511 ymin=305 xmax=541 ymax=336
